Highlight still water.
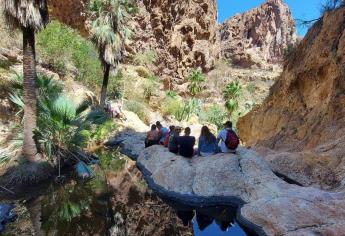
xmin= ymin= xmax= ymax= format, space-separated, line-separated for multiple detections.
xmin=24 ymin=152 xmax=256 ymax=236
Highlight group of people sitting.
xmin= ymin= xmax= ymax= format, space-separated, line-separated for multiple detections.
xmin=145 ymin=121 xmax=239 ymax=158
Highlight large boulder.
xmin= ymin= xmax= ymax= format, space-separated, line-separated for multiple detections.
xmin=137 ymin=146 xmax=345 ymax=236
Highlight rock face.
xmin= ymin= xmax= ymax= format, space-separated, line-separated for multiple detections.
xmin=238 ymin=8 xmax=345 ymax=189
xmin=220 ymin=0 xmax=297 ymax=68
xmin=49 ymin=0 xmax=220 ymax=84
xmin=137 ymin=146 xmax=345 ymax=236
xmin=48 ymin=0 xmax=89 ymax=36
xmin=128 ymin=0 xmax=220 ymax=84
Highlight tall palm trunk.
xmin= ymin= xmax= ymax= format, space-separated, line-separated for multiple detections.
xmin=22 ymin=26 xmax=38 ymax=160
xmin=100 ymin=63 xmax=111 ymax=107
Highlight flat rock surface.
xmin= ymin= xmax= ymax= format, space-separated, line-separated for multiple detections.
xmin=137 ymin=146 xmax=345 ymax=236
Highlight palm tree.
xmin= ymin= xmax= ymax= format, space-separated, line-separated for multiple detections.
xmin=223 ymin=81 xmax=242 ymax=115
xmin=89 ymin=0 xmax=136 ymax=107
xmin=3 ymin=0 xmax=48 ymax=161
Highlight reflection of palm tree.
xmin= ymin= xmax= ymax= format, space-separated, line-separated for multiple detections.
xmin=26 ymin=197 xmax=45 ymax=236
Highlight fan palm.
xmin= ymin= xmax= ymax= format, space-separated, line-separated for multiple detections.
xmin=2 ymin=0 xmax=49 ymax=160
xmin=10 ymin=74 xmax=109 ymax=159
xmin=89 ymin=0 xmax=136 ymax=107
xmin=187 ymin=69 xmax=205 ymax=97
xmin=223 ymin=81 xmax=242 ymax=114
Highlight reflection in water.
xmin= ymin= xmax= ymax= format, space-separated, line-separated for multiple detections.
xmin=23 ymin=150 xmax=255 ymax=236
xmin=164 ymin=199 xmax=256 ymax=236
xmin=38 ymin=175 xmax=113 ymax=236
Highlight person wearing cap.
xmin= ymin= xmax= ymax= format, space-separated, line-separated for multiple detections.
xmin=168 ymin=126 xmax=182 ymax=154
xmin=217 ymin=121 xmax=237 ymax=153
xmin=177 ymin=127 xmax=196 ymax=158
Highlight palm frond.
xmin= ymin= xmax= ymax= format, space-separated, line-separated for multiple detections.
xmin=9 ymin=92 xmax=24 ymax=109
xmin=3 ymin=0 xmax=49 ymax=31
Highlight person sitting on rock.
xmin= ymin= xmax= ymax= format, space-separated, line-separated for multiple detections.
xmin=105 ymin=100 xmax=123 ymax=119
xmin=145 ymin=124 xmax=159 ymax=148
xmin=164 ymin=125 xmax=175 ymax=147
xmin=198 ymin=126 xmax=217 ymax=157
xmin=168 ymin=126 xmax=181 ymax=154
xmin=177 ymin=127 xmax=196 ymax=158
xmin=217 ymin=121 xmax=239 ymax=154
xmin=156 ymin=121 xmax=169 ymax=145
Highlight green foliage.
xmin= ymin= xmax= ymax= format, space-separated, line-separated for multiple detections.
xmin=161 ymin=97 xmax=182 ymax=118
xmin=37 ymin=21 xmax=102 ymax=88
xmin=41 ymin=177 xmax=108 ymax=234
xmin=187 ymin=69 xmax=205 ymax=97
xmin=246 ymin=82 xmax=256 ymax=95
xmin=223 ymin=81 xmax=242 ymax=114
xmin=124 ymin=100 xmax=150 ymax=124
xmin=90 ymin=120 xmax=117 ymax=144
xmin=89 ymin=0 xmax=137 ymax=66
xmin=108 ymin=70 xmax=125 ymax=99
xmin=133 ymin=49 xmax=157 ymax=66
xmin=9 ymin=74 xmax=109 ymax=158
xmin=199 ymin=105 xmax=228 ymax=131
xmin=161 ymin=97 xmax=201 ymax=122
xmin=175 ymin=99 xmax=202 ymax=122
xmin=166 ymin=90 xmax=177 ymax=98
xmin=143 ymin=75 xmax=158 ymax=101
xmin=96 ymin=148 xmax=126 ymax=171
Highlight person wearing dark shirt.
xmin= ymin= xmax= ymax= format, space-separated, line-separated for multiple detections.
xmin=178 ymin=127 xmax=196 ymax=158
xmin=169 ymin=126 xmax=181 ymax=154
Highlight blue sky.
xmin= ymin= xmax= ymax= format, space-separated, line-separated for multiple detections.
xmin=217 ymin=0 xmax=325 ymax=36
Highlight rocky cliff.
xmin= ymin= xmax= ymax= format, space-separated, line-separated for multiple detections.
xmin=49 ymin=0 xmax=220 ymax=85
xmin=127 ymin=0 xmax=220 ymax=85
xmin=220 ymin=0 xmax=297 ymax=68
xmin=238 ymin=7 xmax=345 ymax=189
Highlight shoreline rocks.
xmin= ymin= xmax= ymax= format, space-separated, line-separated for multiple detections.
xmin=136 ymin=146 xmax=345 ymax=236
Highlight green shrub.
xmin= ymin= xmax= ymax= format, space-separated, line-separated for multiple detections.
xmin=246 ymin=82 xmax=256 ymax=95
xmin=143 ymin=75 xmax=159 ymax=101
xmin=90 ymin=120 xmax=117 ymax=144
xmin=9 ymin=74 xmax=109 ymax=158
xmin=124 ymin=100 xmax=150 ymax=124
xmin=108 ymin=70 xmax=125 ymax=100
xmin=199 ymin=104 xmax=228 ymax=131
xmin=96 ymin=148 xmax=125 ymax=171
xmin=133 ymin=49 xmax=157 ymax=66
xmin=223 ymin=81 xmax=242 ymax=114
xmin=161 ymin=97 xmax=201 ymax=122
xmin=161 ymin=97 xmax=183 ymax=118
xmin=37 ymin=21 xmax=102 ymax=88
xmin=187 ymin=69 xmax=205 ymax=97
xmin=166 ymin=90 xmax=177 ymax=98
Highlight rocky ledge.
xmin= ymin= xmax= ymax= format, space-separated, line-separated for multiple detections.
xmin=136 ymin=146 xmax=345 ymax=236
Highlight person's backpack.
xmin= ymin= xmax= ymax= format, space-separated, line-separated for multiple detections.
xmin=225 ymin=130 xmax=239 ymax=150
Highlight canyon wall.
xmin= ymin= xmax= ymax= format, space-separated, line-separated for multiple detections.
xmin=48 ymin=0 xmax=297 ymax=82
xmin=220 ymin=0 xmax=297 ymax=68
xmin=238 ymin=8 xmax=345 ymax=189
xmin=127 ymin=0 xmax=220 ymax=85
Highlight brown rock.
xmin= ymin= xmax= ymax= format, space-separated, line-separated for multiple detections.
xmin=220 ymin=0 xmax=297 ymax=68
xmin=238 ymin=8 xmax=345 ymax=189
xmin=128 ymin=0 xmax=220 ymax=82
